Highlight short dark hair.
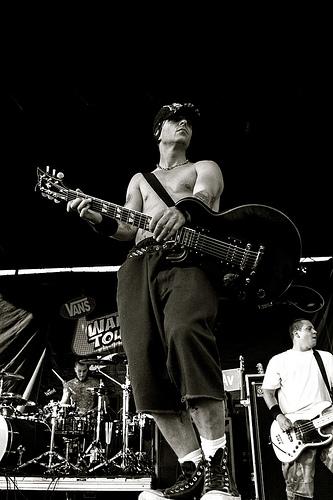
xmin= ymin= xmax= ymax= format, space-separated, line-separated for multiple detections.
xmin=74 ymin=360 xmax=87 ymax=369
xmin=289 ymin=318 xmax=306 ymax=339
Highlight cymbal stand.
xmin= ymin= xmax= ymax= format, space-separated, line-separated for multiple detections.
xmin=138 ymin=413 xmax=146 ymax=455
xmin=121 ymin=363 xmax=131 ymax=467
xmin=77 ymin=379 xmax=108 ymax=471
xmin=88 ymin=364 xmax=138 ymax=473
xmin=111 ymin=366 xmax=152 ymax=474
xmin=16 ymin=402 xmax=80 ymax=474
xmin=135 ymin=413 xmax=154 ymax=474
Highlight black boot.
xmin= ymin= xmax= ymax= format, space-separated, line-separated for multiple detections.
xmin=201 ymin=447 xmax=241 ymax=499
xmin=138 ymin=459 xmax=205 ymax=499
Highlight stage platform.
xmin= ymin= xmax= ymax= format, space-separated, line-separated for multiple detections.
xmin=0 ymin=475 xmax=152 ymax=492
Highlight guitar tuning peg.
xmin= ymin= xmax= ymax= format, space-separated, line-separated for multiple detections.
xmin=56 ymin=172 xmax=64 ymax=180
xmin=54 ymin=199 xmax=61 ymax=204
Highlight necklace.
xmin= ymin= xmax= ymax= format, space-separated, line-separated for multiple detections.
xmin=156 ymin=159 xmax=189 ymax=170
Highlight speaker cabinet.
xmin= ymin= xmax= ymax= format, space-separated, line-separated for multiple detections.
xmin=245 ymin=374 xmax=285 ymax=500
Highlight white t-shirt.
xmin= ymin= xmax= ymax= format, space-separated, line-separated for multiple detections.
xmin=262 ymin=349 xmax=333 ymax=417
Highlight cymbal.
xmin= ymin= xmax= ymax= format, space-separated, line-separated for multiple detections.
xmin=79 ymin=358 xmax=115 ymax=365
xmin=0 ymin=371 xmax=25 ymax=381
xmin=0 ymin=393 xmax=28 ymax=405
xmin=79 ymin=354 xmax=127 ymax=365
xmin=109 ymin=353 xmax=127 ymax=363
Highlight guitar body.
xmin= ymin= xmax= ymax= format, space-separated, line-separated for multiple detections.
xmin=174 ymin=198 xmax=302 ymax=303
xmin=270 ymin=401 xmax=333 ymax=463
xmin=36 ymin=168 xmax=302 ymax=304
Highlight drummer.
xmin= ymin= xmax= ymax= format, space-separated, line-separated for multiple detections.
xmin=60 ymin=360 xmax=101 ymax=415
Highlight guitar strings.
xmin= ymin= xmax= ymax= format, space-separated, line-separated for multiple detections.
xmin=66 ymin=189 xmax=261 ymax=269
xmin=288 ymin=408 xmax=333 ymax=436
xmin=182 ymin=229 xmax=259 ymax=267
xmin=181 ymin=229 xmax=259 ymax=271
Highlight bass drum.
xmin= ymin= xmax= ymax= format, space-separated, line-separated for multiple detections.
xmin=0 ymin=415 xmax=51 ymax=470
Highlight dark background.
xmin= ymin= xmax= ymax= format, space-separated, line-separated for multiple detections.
xmin=2 ymin=18 xmax=332 ymax=359
xmin=1 ymin=16 xmax=332 ymax=272
xmin=1 ymin=14 xmax=333 ymax=499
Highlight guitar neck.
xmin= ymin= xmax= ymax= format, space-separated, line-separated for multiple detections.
xmin=313 ymin=408 xmax=333 ymax=429
xmin=64 ymin=187 xmax=261 ymax=273
xmin=66 ymin=189 xmax=151 ymax=232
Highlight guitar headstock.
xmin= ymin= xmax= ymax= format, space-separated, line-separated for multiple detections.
xmin=36 ymin=166 xmax=67 ymax=203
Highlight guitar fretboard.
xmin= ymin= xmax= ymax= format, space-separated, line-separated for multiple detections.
xmin=313 ymin=408 xmax=333 ymax=429
xmin=43 ymin=179 xmax=262 ymax=272
xmin=295 ymin=407 xmax=333 ymax=438
xmin=79 ymin=191 xmax=152 ymax=232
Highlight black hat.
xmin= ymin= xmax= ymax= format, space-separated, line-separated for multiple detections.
xmin=153 ymin=102 xmax=200 ymax=140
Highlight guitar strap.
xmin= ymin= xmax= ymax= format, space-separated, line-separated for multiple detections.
xmin=142 ymin=172 xmax=175 ymax=207
xmin=313 ymin=349 xmax=333 ymax=401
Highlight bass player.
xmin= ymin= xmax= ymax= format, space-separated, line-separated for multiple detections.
xmin=262 ymin=317 xmax=333 ymax=499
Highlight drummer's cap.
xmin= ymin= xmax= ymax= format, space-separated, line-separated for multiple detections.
xmin=153 ymin=102 xmax=200 ymax=141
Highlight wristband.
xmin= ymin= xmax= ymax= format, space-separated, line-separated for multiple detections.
xmin=90 ymin=217 xmax=118 ymax=237
xmin=269 ymin=404 xmax=283 ymax=420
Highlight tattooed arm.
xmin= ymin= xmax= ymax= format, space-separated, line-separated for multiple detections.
xmin=193 ymin=160 xmax=224 ymax=211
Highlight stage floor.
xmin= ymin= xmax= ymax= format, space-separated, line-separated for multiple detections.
xmin=0 ymin=475 xmax=152 ymax=492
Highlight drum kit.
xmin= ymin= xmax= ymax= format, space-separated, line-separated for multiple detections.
xmin=0 ymin=357 xmax=154 ymax=477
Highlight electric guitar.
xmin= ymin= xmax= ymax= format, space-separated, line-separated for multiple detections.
xmin=270 ymin=401 xmax=333 ymax=462
xmin=36 ymin=167 xmax=302 ymax=304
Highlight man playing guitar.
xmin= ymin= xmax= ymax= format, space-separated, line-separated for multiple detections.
xmin=262 ymin=318 xmax=333 ymax=499
xmin=66 ymin=102 xmax=240 ymax=499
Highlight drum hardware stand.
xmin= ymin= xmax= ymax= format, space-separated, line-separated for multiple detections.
xmin=83 ymin=364 xmax=131 ymax=473
xmin=134 ymin=413 xmax=154 ymax=474
xmin=17 ymin=445 xmax=25 ymax=467
xmin=76 ymin=379 xmax=109 ymax=471
xmin=16 ymin=402 xmax=80 ymax=474
xmin=89 ymin=363 xmax=151 ymax=474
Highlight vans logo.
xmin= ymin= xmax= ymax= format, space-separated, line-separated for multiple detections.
xmin=60 ymin=296 xmax=96 ymax=319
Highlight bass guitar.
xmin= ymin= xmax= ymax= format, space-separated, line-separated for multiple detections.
xmin=36 ymin=167 xmax=302 ymax=304
xmin=270 ymin=401 xmax=333 ymax=462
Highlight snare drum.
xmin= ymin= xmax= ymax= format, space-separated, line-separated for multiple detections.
xmin=60 ymin=414 xmax=87 ymax=436
xmin=0 ymin=415 xmax=51 ymax=469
